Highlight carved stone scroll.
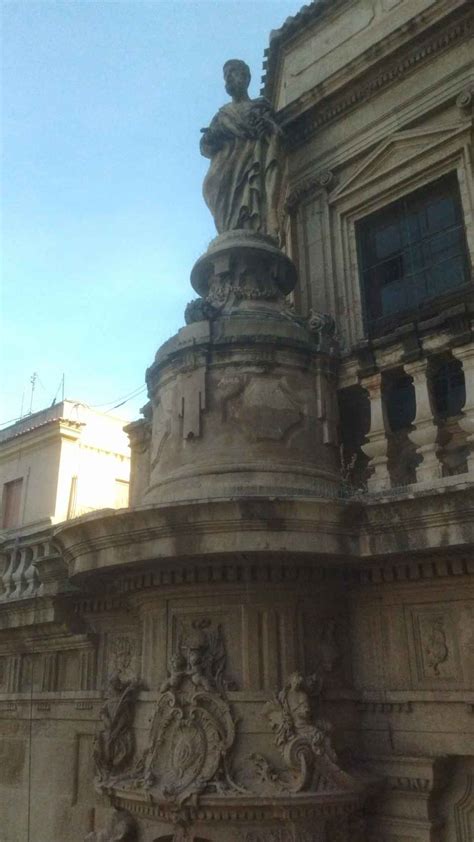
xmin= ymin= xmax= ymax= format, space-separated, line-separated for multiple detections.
xmin=252 ymin=672 xmax=358 ymax=795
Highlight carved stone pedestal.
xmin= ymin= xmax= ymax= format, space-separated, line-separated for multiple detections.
xmin=61 ymin=234 xmax=371 ymax=842
xmin=143 ymin=231 xmax=340 ymax=504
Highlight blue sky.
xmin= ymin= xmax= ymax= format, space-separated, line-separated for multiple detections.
xmin=2 ymin=0 xmax=299 ymax=425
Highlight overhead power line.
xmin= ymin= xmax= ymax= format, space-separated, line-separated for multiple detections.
xmin=88 ymin=383 xmax=147 ymax=409
xmin=0 ymin=382 xmax=148 ymax=428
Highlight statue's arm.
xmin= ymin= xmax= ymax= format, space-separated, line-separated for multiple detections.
xmin=200 ymin=113 xmax=228 ymax=158
xmin=253 ymin=97 xmax=283 ymax=138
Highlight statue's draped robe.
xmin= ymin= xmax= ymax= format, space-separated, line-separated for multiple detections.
xmin=201 ymin=98 xmax=281 ymax=239
xmin=94 ymin=684 xmax=135 ymax=775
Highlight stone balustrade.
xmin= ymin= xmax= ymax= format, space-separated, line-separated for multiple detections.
xmin=404 ymin=357 xmax=442 ymax=485
xmin=452 ymin=343 xmax=474 ymax=473
xmin=0 ymin=534 xmax=64 ymax=602
xmin=356 ymin=340 xmax=474 ymax=493
xmin=360 ymin=372 xmax=391 ymax=492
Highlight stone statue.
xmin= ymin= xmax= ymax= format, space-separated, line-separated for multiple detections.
xmin=268 ymin=672 xmax=333 ymax=758
xmin=251 ymin=672 xmax=357 ymax=794
xmin=93 ymin=673 xmax=140 ymax=785
xmin=200 ymin=59 xmax=283 ymax=240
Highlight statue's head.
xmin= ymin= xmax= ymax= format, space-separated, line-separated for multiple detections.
xmin=108 ymin=672 xmax=123 ymax=693
xmin=223 ymin=59 xmax=251 ymax=98
xmin=288 ymin=672 xmax=305 ymax=691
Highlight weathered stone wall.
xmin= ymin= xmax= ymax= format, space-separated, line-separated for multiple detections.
xmin=1 ymin=1 xmax=474 ymax=840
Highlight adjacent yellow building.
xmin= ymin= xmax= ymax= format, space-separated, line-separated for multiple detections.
xmin=0 ymin=400 xmax=130 ymax=534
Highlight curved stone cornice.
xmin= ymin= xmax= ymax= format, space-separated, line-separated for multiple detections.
xmin=53 ymin=482 xmax=474 ymax=583
xmin=54 ymin=497 xmax=359 ymax=581
xmin=113 ymin=789 xmax=367 ymax=825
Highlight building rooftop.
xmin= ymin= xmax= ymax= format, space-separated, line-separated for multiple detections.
xmin=261 ymin=0 xmax=329 ymax=98
xmin=0 ymin=400 xmax=127 ymax=446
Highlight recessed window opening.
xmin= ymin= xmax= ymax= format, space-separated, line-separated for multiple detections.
xmin=356 ymin=172 xmax=471 ymax=333
xmin=1 ymin=477 xmax=23 ymax=528
xmin=386 ymin=373 xmax=416 ymax=432
xmin=432 ymin=357 xmax=466 ymax=418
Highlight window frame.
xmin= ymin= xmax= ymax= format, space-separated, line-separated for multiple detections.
xmin=327 ymin=125 xmax=474 ymax=347
xmin=1 ymin=477 xmax=24 ymax=529
xmin=355 ymin=172 xmax=471 ymax=336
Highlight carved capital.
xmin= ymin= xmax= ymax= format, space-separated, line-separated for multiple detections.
xmin=285 ymin=170 xmax=335 ymax=211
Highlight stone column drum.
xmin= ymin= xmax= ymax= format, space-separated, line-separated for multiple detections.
xmin=144 ymin=231 xmax=340 ymax=505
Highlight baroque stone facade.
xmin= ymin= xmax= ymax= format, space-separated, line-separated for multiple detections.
xmin=1 ymin=1 xmax=474 ymax=841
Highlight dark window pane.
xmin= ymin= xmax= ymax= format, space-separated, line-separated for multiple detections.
xmin=357 ymin=172 xmax=470 ymax=331
xmin=404 ymin=209 xmax=421 ymax=243
xmin=411 ymin=272 xmax=428 ymax=304
xmin=374 ymin=222 xmax=402 ymax=260
xmin=377 ymin=254 xmax=404 ymax=285
xmin=427 ymin=228 xmax=462 ymax=263
xmin=381 ymin=279 xmax=407 ymax=315
xmin=409 ymin=242 xmax=426 ymax=273
xmin=425 ymin=196 xmax=457 ymax=234
xmin=428 ymin=256 xmax=466 ymax=297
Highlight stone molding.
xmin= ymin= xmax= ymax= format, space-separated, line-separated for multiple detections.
xmin=328 ymin=124 xmax=472 ymax=209
xmin=279 ymin=6 xmax=473 ymax=149
xmin=1 ymin=526 xmax=473 ymax=630
xmin=51 ymin=484 xmax=474 ymax=582
xmin=112 ymin=791 xmax=366 ymax=826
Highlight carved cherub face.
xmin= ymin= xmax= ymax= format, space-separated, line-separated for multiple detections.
xmin=289 ymin=672 xmax=304 ymax=691
xmin=171 ymin=652 xmax=186 ymax=672
xmin=224 ymin=60 xmax=250 ymax=99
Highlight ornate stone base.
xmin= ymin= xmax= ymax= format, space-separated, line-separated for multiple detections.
xmin=102 ymin=791 xmax=367 ymax=842
xmin=141 ymin=230 xmax=340 ymax=506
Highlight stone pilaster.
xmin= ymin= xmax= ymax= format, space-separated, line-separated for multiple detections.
xmin=42 ymin=652 xmax=58 ymax=691
xmin=7 ymin=654 xmax=22 ymax=692
xmin=451 ymin=343 xmax=474 ymax=473
xmin=405 ymin=358 xmax=442 ymax=483
xmin=366 ymin=755 xmax=450 ymax=842
xmin=360 ymin=372 xmax=390 ymax=492
xmin=79 ymin=647 xmax=96 ymax=690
